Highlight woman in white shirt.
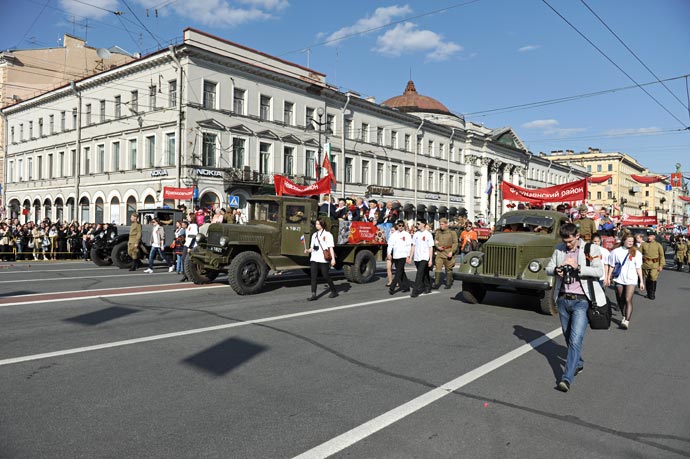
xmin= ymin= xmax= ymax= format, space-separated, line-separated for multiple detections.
xmin=591 ymin=233 xmax=611 ymax=285
xmin=304 ymin=217 xmax=338 ymax=301
xmin=605 ymin=232 xmax=644 ymax=329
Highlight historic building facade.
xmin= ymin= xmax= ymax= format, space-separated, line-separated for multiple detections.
xmin=3 ymin=28 xmax=581 ymax=226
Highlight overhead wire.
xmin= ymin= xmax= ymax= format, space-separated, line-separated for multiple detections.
xmin=120 ymin=0 xmax=163 ymax=49
xmin=13 ymin=0 xmax=52 ymax=49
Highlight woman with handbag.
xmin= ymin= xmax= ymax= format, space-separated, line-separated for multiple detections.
xmin=605 ymin=232 xmax=644 ymax=330
xmin=304 ymin=217 xmax=338 ymax=301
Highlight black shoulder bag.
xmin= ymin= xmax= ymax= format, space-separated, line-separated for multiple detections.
xmin=584 ymin=243 xmax=611 ymax=330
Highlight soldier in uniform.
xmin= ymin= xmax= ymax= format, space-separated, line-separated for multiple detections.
xmin=675 ymin=236 xmax=688 ymax=272
xmin=577 ymin=205 xmax=596 ymax=242
xmin=640 ymin=232 xmax=665 ymax=300
xmin=128 ymin=213 xmax=142 ymax=271
xmin=433 ymin=217 xmax=459 ymax=289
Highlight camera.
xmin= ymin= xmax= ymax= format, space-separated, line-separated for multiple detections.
xmin=558 ymin=265 xmax=579 ymax=284
xmin=313 ymin=245 xmax=320 ymax=251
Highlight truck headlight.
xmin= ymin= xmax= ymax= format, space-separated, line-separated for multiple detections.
xmin=219 ymin=236 xmax=228 ymax=247
xmin=469 ymin=256 xmax=481 ymax=268
xmin=528 ymin=261 xmax=541 ymax=273
xmin=196 ymin=233 xmax=205 ymax=243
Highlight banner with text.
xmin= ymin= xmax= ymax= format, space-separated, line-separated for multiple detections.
xmin=163 ymin=186 xmax=194 ymax=200
xmin=620 ymin=215 xmax=658 ymax=226
xmin=274 ymin=175 xmax=331 ymax=197
xmin=501 ymin=178 xmax=587 ymax=204
xmin=337 ymin=221 xmax=387 ymax=245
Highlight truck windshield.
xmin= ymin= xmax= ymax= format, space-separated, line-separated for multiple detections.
xmin=252 ymin=202 xmax=280 ymax=223
xmin=497 ymin=215 xmax=554 ymax=233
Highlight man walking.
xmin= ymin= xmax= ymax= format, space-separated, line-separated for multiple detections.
xmin=387 ymin=220 xmax=411 ymax=294
xmin=408 ymin=218 xmax=434 ymax=298
xmin=144 ymin=218 xmax=174 ymax=273
xmin=641 ymin=232 xmax=665 ymax=299
xmin=546 ymin=223 xmax=606 ymax=392
xmin=128 ymin=213 xmax=142 ymax=271
xmin=433 ymin=217 xmax=458 ymax=289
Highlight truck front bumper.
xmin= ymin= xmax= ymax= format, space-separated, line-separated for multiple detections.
xmin=453 ymin=272 xmax=550 ymax=291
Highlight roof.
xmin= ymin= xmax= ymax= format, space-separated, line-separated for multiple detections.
xmin=382 ymin=80 xmax=452 ymax=115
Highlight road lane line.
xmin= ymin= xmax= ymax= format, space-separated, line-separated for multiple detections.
xmin=0 ymin=266 xmax=121 ymax=274
xmin=0 ymin=294 xmax=434 ymax=366
xmin=0 ymin=272 xmax=193 ymax=284
xmin=293 ymin=327 xmax=563 ymax=459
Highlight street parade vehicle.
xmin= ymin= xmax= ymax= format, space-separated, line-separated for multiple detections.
xmin=185 ymin=196 xmax=388 ymax=295
xmin=454 ymin=210 xmax=569 ymax=315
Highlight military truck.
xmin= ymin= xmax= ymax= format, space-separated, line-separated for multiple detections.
xmin=454 ymin=210 xmax=569 ymax=315
xmin=185 ymin=196 xmax=387 ymax=295
xmin=108 ymin=208 xmax=184 ymax=269
xmin=90 ymin=224 xmax=119 ymax=266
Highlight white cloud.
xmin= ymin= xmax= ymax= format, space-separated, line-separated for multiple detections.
xmin=517 ymin=45 xmax=541 ymax=52
xmin=325 ymin=5 xmax=413 ymax=44
xmin=522 ymin=119 xmax=559 ymax=129
xmin=601 ymin=127 xmax=662 ymax=136
xmin=374 ymin=22 xmax=462 ymax=61
xmin=237 ymin=0 xmax=289 ymax=10
xmin=544 ymin=127 xmax=587 ymax=137
xmin=58 ymin=0 xmax=120 ymax=20
xmin=170 ymin=0 xmax=271 ymax=27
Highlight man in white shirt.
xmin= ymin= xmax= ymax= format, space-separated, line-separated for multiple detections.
xmin=144 ymin=218 xmax=174 ymax=273
xmin=179 ymin=216 xmax=198 ymax=282
xmin=387 ymin=220 xmax=411 ymax=294
xmin=407 ymin=218 xmax=434 ymax=297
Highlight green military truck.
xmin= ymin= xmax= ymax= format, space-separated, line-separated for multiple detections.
xmin=185 ymin=196 xmax=387 ymax=295
xmin=454 ymin=210 xmax=569 ymax=315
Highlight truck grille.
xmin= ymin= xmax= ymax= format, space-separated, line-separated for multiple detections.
xmin=484 ymin=246 xmax=517 ymax=277
xmin=207 ymin=231 xmax=222 ymax=246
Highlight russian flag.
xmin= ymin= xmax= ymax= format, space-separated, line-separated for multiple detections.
xmin=300 ymin=234 xmax=306 ymax=248
xmin=486 ymin=180 xmax=493 ymax=196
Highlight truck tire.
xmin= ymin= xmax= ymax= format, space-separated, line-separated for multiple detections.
xmin=228 ymin=251 xmax=268 ymax=295
xmin=111 ymin=241 xmax=133 ymax=269
xmin=461 ymin=282 xmax=486 ymax=304
xmin=350 ymin=250 xmax=376 ymax=284
xmin=90 ymin=247 xmax=113 ymax=266
xmin=538 ymin=289 xmax=557 ymax=316
xmin=184 ymin=254 xmax=219 ymax=284
xmin=342 ymin=264 xmax=355 ymax=282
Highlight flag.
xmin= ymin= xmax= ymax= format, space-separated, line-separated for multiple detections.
xmin=300 ymin=234 xmax=306 ymax=249
xmin=322 ymin=149 xmax=336 ymax=185
xmin=486 ymin=180 xmax=493 ymax=196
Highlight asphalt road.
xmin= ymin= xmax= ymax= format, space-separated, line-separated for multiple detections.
xmin=1 ymin=255 xmax=689 ymax=459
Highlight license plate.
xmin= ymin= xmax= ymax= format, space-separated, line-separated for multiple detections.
xmin=210 ymin=246 xmax=224 ymax=254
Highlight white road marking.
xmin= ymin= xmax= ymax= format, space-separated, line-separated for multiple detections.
xmin=0 ymin=294 xmax=435 ymax=366
xmin=0 ymin=272 xmax=191 ymax=284
xmin=293 ymin=327 xmax=563 ymax=459
xmin=0 ymin=266 xmax=120 ymax=274
xmin=0 ymin=284 xmax=226 ymax=308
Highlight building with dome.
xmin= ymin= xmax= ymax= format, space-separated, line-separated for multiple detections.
xmin=2 ymin=28 xmax=586 ymax=227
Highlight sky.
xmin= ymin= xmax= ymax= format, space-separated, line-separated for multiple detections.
xmin=3 ymin=0 xmax=690 ymax=176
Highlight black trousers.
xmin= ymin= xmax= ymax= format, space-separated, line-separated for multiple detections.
xmin=414 ymin=260 xmax=432 ymax=293
xmin=310 ymin=261 xmax=335 ymax=293
xmin=391 ymin=257 xmax=409 ymax=290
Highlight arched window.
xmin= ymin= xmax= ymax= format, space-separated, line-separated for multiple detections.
xmin=126 ymin=196 xmax=137 ymax=224
xmin=199 ymin=192 xmax=220 ymax=210
xmin=110 ymin=197 xmax=121 ymax=225
xmin=55 ymin=198 xmax=64 ymax=223
xmin=95 ymin=197 xmax=104 ymax=224
xmin=43 ymin=198 xmax=52 ymax=222
xmin=144 ymin=195 xmax=155 ymax=209
xmin=79 ymin=196 xmax=90 ymax=223
xmin=33 ymin=198 xmax=41 ymax=224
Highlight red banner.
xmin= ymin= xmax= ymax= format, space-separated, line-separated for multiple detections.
xmin=678 ymin=195 xmax=690 ymax=202
xmin=630 ymin=174 xmax=665 ymax=184
xmin=671 ymin=173 xmax=684 ymax=187
xmin=621 ymin=215 xmax=658 ymax=226
xmin=274 ymin=175 xmax=331 ymax=197
xmin=588 ymin=174 xmax=612 ymax=184
xmin=501 ymin=179 xmax=588 ymax=204
xmin=163 ymin=186 xmax=194 ymax=200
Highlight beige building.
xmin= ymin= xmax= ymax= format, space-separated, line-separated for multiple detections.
xmin=0 ymin=34 xmax=134 ymax=205
xmin=548 ymin=148 xmax=683 ymax=224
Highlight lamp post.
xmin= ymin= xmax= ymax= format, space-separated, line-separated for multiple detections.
xmin=310 ymin=106 xmax=329 ymax=181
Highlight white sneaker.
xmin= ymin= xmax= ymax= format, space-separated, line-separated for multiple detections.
xmin=168 ymin=266 xmax=175 ymax=272
xmin=621 ymin=318 xmax=629 ymax=330
xmin=144 ymin=268 xmax=153 ymax=273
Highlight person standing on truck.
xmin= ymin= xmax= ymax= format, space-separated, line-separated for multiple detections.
xmin=408 ymin=218 xmax=434 ymax=298
xmin=128 ymin=213 xmax=142 ymax=271
xmin=304 ymin=217 xmax=338 ymax=301
xmin=433 ymin=217 xmax=458 ymax=290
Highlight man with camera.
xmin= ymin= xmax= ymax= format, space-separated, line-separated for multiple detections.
xmin=546 ymin=223 xmax=606 ymax=392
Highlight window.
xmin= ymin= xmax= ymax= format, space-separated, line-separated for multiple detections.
xmin=645 ymin=190 xmax=649 ymax=197
xmin=439 ymin=173 xmax=445 ymax=192
xmin=19 ymin=124 xmax=23 ymax=141
xmin=131 ymin=91 xmax=138 ymax=113
xmin=149 ymin=85 xmax=156 ymax=110
xmin=587 ymin=165 xmax=592 ymax=172
xmin=72 ymin=108 xmax=77 ymax=129
xmin=203 ymin=81 xmax=216 ymax=109
xmin=305 ymin=107 xmax=315 ymax=127
xmin=259 ymin=142 xmax=271 ymax=174
xmin=391 ymin=131 xmax=398 ymax=149
xmin=28 ymin=158 xmax=33 ymax=180
xmin=100 ymin=100 xmax=106 ymax=122
xmin=8 ymin=161 xmax=13 ymax=182
xmin=439 ymin=143 xmax=445 ymax=159
xmin=391 ymin=165 xmax=398 ymax=186
xmin=70 ymin=149 xmax=76 ymax=175
xmin=85 ymin=104 xmax=92 ymax=125
xmin=428 ymin=140 xmax=434 ymax=156
xmin=169 ymin=80 xmax=177 ymax=108
xmin=376 ymin=127 xmax=383 ymax=145
xmin=306 ymin=150 xmax=315 ymax=178
xmin=450 ymin=175 xmax=456 ymax=194
xmin=404 ymin=134 xmax=411 ymax=152
xmin=596 ymin=191 xmax=602 ymax=199
xmin=361 ymin=123 xmax=369 ymax=142
xmin=608 ymin=178 xmax=613 ymax=184
xmin=607 ymin=191 xmax=613 ymax=199
xmin=166 ymin=133 xmax=175 ymax=166
xmin=232 ymin=138 xmax=245 ymax=168
xmin=233 ymin=88 xmax=245 ymax=114
xmin=129 ymin=139 xmax=137 ymax=169
xmin=597 ymin=164 xmax=602 ymax=172
xmin=284 ymin=146 xmax=294 ymax=175
xmin=97 ymin=144 xmax=105 ymax=173
xmin=83 ymin=147 xmax=91 ymax=174
xmin=49 ymin=115 xmax=54 ymax=134
xmin=361 ymin=160 xmax=369 ymax=183
xmin=344 ymin=157 xmax=353 ymax=183
xmin=38 ymin=156 xmax=43 ymax=179
xmin=10 ymin=126 xmax=14 ymax=143
xmin=428 ymin=171 xmax=434 ymax=191
xmin=38 ymin=118 xmax=43 ymax=137
xmin=326 ymin=114 xmax=335 ymax=133
xmin=474 ymin=179 xmax=480 ymax=197
xmin=145 ymin=136 xmax=155 ymax=167
xmin=376 ymin=163 xmax=384 ymax=184
xmin=260 ymin=95 xmax=271 ymax=120
xmin=283 ymin=102 xmax=294 ymax=125
xmin=607 ymin=163 xmax=613 ymax=171
xmin=345 ymin=119 xmax=353 ymax=139
xmin=112 ymin=142 xmax=121 ymax=171
xmin=58 ymin=151 xmax=64 ymax=177
xmin=114 ymin=96 xmax=121 ymax=118
xmin=17 ymin=159 xmax=22 ymax=181
xmin=61 ymin=111 xmax=66 ymax=131
xmin=417 ymin=137 xmax=422 ymax=155
xmin=29 ymin=121 xmax=33 ymax=139
xmin=202 ymin=133 xmax=216 ymax=166
xmin=404 ymin=167 xmax=411 ymax=188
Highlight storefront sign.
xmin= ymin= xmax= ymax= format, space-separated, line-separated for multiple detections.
xmin=195 ymin=168 xmax=223 ymax=178
xmin=502 ymin=178 xmax=587 ymax=204
xmin=424 ymin=193 xmax=440 ymax=200
xmin=449 ymin=196 xmax=463 ymax=202
xmin=163 ymin=186 xmax=194 ymax=200
xmin=366 ymin=185 xmax=394 ymax=196
xmin=151 ymin=169 xmax=168 ymax=177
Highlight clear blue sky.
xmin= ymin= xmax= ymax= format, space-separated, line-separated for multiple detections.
xmin=4 ymin=0 xmax=690 ymax=175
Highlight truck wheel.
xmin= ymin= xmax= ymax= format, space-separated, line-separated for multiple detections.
xmin=90 ymin=247 xmax=113 ymax=266
xmin=228 ymin=251 xmax=268 ymax=295
xmin=111 ymin=241 xmax=133 ymax=269
xmin=184 ymin=254 xmax=219 ymax=284
xmin=342 ymin=264 xmax=355 ymax=282
xmin=538 ymin=289 xmax=557 ymax=315
xmin=461 ymin=282 xmax=486 ymax=304
xmin=351 ymin=250 xmax=376 ymax=283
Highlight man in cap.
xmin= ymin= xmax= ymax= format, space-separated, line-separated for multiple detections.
xmin=433 ymin=217 xmax=458 ymax=289
xmin=577 ymin=205 xmax=596 ymax=242
xmin=640 ymin=232 xmax=665 ymax=300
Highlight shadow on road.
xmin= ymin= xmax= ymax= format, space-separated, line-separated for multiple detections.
xmin=513 ymin=325 xmax=566 ymax=382
xmin=182 ymin=337 xmax=266 ymax=376
xmin=64 ymin=306 xmax=140 ymax=326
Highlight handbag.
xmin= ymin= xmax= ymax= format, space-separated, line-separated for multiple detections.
xmin=316 ymin=231 xmax=332 ymax=261
xmin=611 ymin=250 xmax=628 ymax=278
xmin=584 ymin=243 xmax=611 ymax=330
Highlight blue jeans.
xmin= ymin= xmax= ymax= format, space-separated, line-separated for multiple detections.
xmin=175 ymin=253 xmax=183 ymax=273
xmin=148 ymin=246 xmax=171 ymax=269
xmin=557 ymin=296 xmax=588 ymax=384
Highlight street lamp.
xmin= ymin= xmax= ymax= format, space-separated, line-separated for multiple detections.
xmin=308 ymin=106 xmax=330 ymax=180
